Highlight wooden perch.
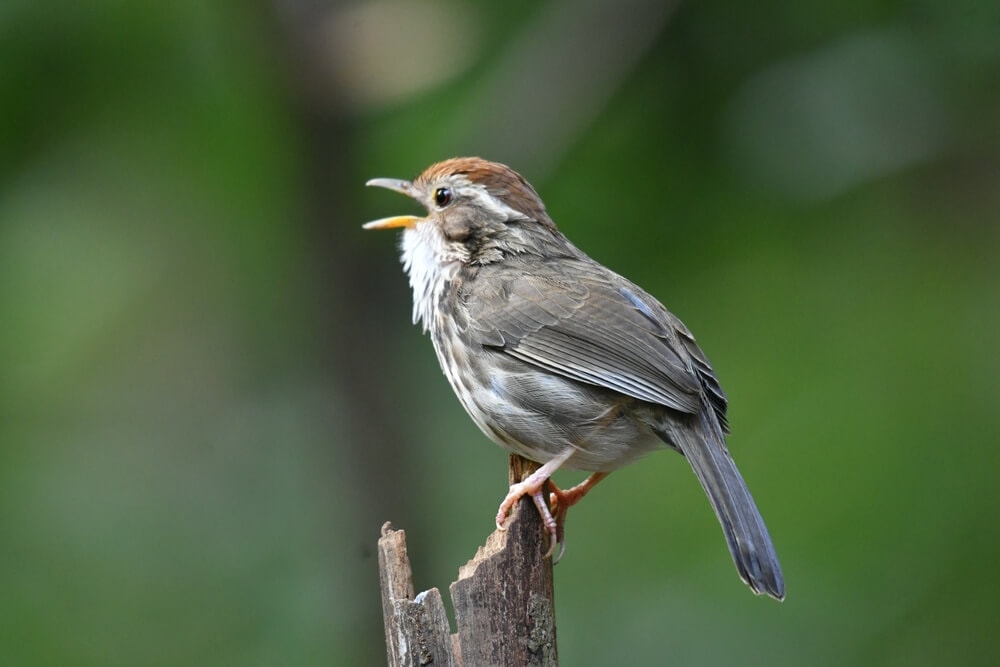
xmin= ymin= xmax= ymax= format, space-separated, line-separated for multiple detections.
xmin=378 ymin=455 xmax=558 ymax=666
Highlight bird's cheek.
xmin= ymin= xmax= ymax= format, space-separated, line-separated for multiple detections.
xmin=442 ymin=218 xmax=472 ymax=242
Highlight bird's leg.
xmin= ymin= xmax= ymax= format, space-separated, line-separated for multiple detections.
xmin=549 ymin=472 xmax=610 ymax=515
xmin=529 ymin=485 xmax=562 ymax=559
xmin=542 ymin=472 xmax=610 ymax=560
xmin=496 ymin=447 xmax=576 ymax=557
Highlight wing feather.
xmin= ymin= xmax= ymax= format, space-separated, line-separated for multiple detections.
xmin=462 ymin=258 xmax=727 ymax=423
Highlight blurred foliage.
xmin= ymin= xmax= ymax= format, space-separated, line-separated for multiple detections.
xmin=2 ymin=0 xmax=998 ymax=665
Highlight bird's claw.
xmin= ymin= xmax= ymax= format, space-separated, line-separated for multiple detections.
xmin=496 ymin=479 xmax=567 ymax=560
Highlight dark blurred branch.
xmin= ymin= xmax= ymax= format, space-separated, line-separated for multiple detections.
xmin=271 ymin=3 xmax=421 ymax=664
xmin=271 ymin=0 xmax=418 ymax=535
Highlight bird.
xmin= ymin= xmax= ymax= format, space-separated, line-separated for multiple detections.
xmin=364 ymin=157 xmax=784 ymax=600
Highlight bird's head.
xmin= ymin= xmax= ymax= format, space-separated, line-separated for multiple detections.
xmin=364 ymin=157 xmax=561 ymax=266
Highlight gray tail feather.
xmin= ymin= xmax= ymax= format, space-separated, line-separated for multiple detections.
xmin=659 ymin=410 xmax=785 ymax=600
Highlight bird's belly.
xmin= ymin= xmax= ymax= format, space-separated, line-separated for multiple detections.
xmin=436 ymin=343 xmax=664 ymax=472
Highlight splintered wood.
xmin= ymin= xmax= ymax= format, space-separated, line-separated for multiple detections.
xmin=378 ymin=456 xmax=558 ymax=667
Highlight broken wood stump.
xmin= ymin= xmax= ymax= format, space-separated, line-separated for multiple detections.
xmin=378 ymin=455 xmax=558 ymax=666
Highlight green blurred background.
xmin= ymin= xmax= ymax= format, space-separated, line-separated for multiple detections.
xmin=3 ymin=0 xmax=998 ymax=664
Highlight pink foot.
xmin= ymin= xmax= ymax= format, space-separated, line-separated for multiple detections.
xmin=494 ymin=448 xmax=579 ymax=559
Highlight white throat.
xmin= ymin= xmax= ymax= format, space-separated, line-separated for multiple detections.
xmin=399 ymin=222 xmax=461 ymax=331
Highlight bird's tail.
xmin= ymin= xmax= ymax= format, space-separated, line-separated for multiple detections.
xmin=659 ymin=410 xmax=785 ymax=600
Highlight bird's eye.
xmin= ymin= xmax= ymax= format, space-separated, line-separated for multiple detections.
xmin=434 ymin=187 xmax=453 ymax=208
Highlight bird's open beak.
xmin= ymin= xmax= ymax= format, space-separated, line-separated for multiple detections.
xmin=364 ymin=178 xmax=422 ymax=230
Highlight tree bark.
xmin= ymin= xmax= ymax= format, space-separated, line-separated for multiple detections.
xmin=378 ymin=455 xmax=558 ymax=667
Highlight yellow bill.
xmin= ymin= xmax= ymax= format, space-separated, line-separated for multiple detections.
xmin=364 ymin=177 xmax=422 ymax=230
xmin=362 ymin=215 xmax=421 ymax=230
